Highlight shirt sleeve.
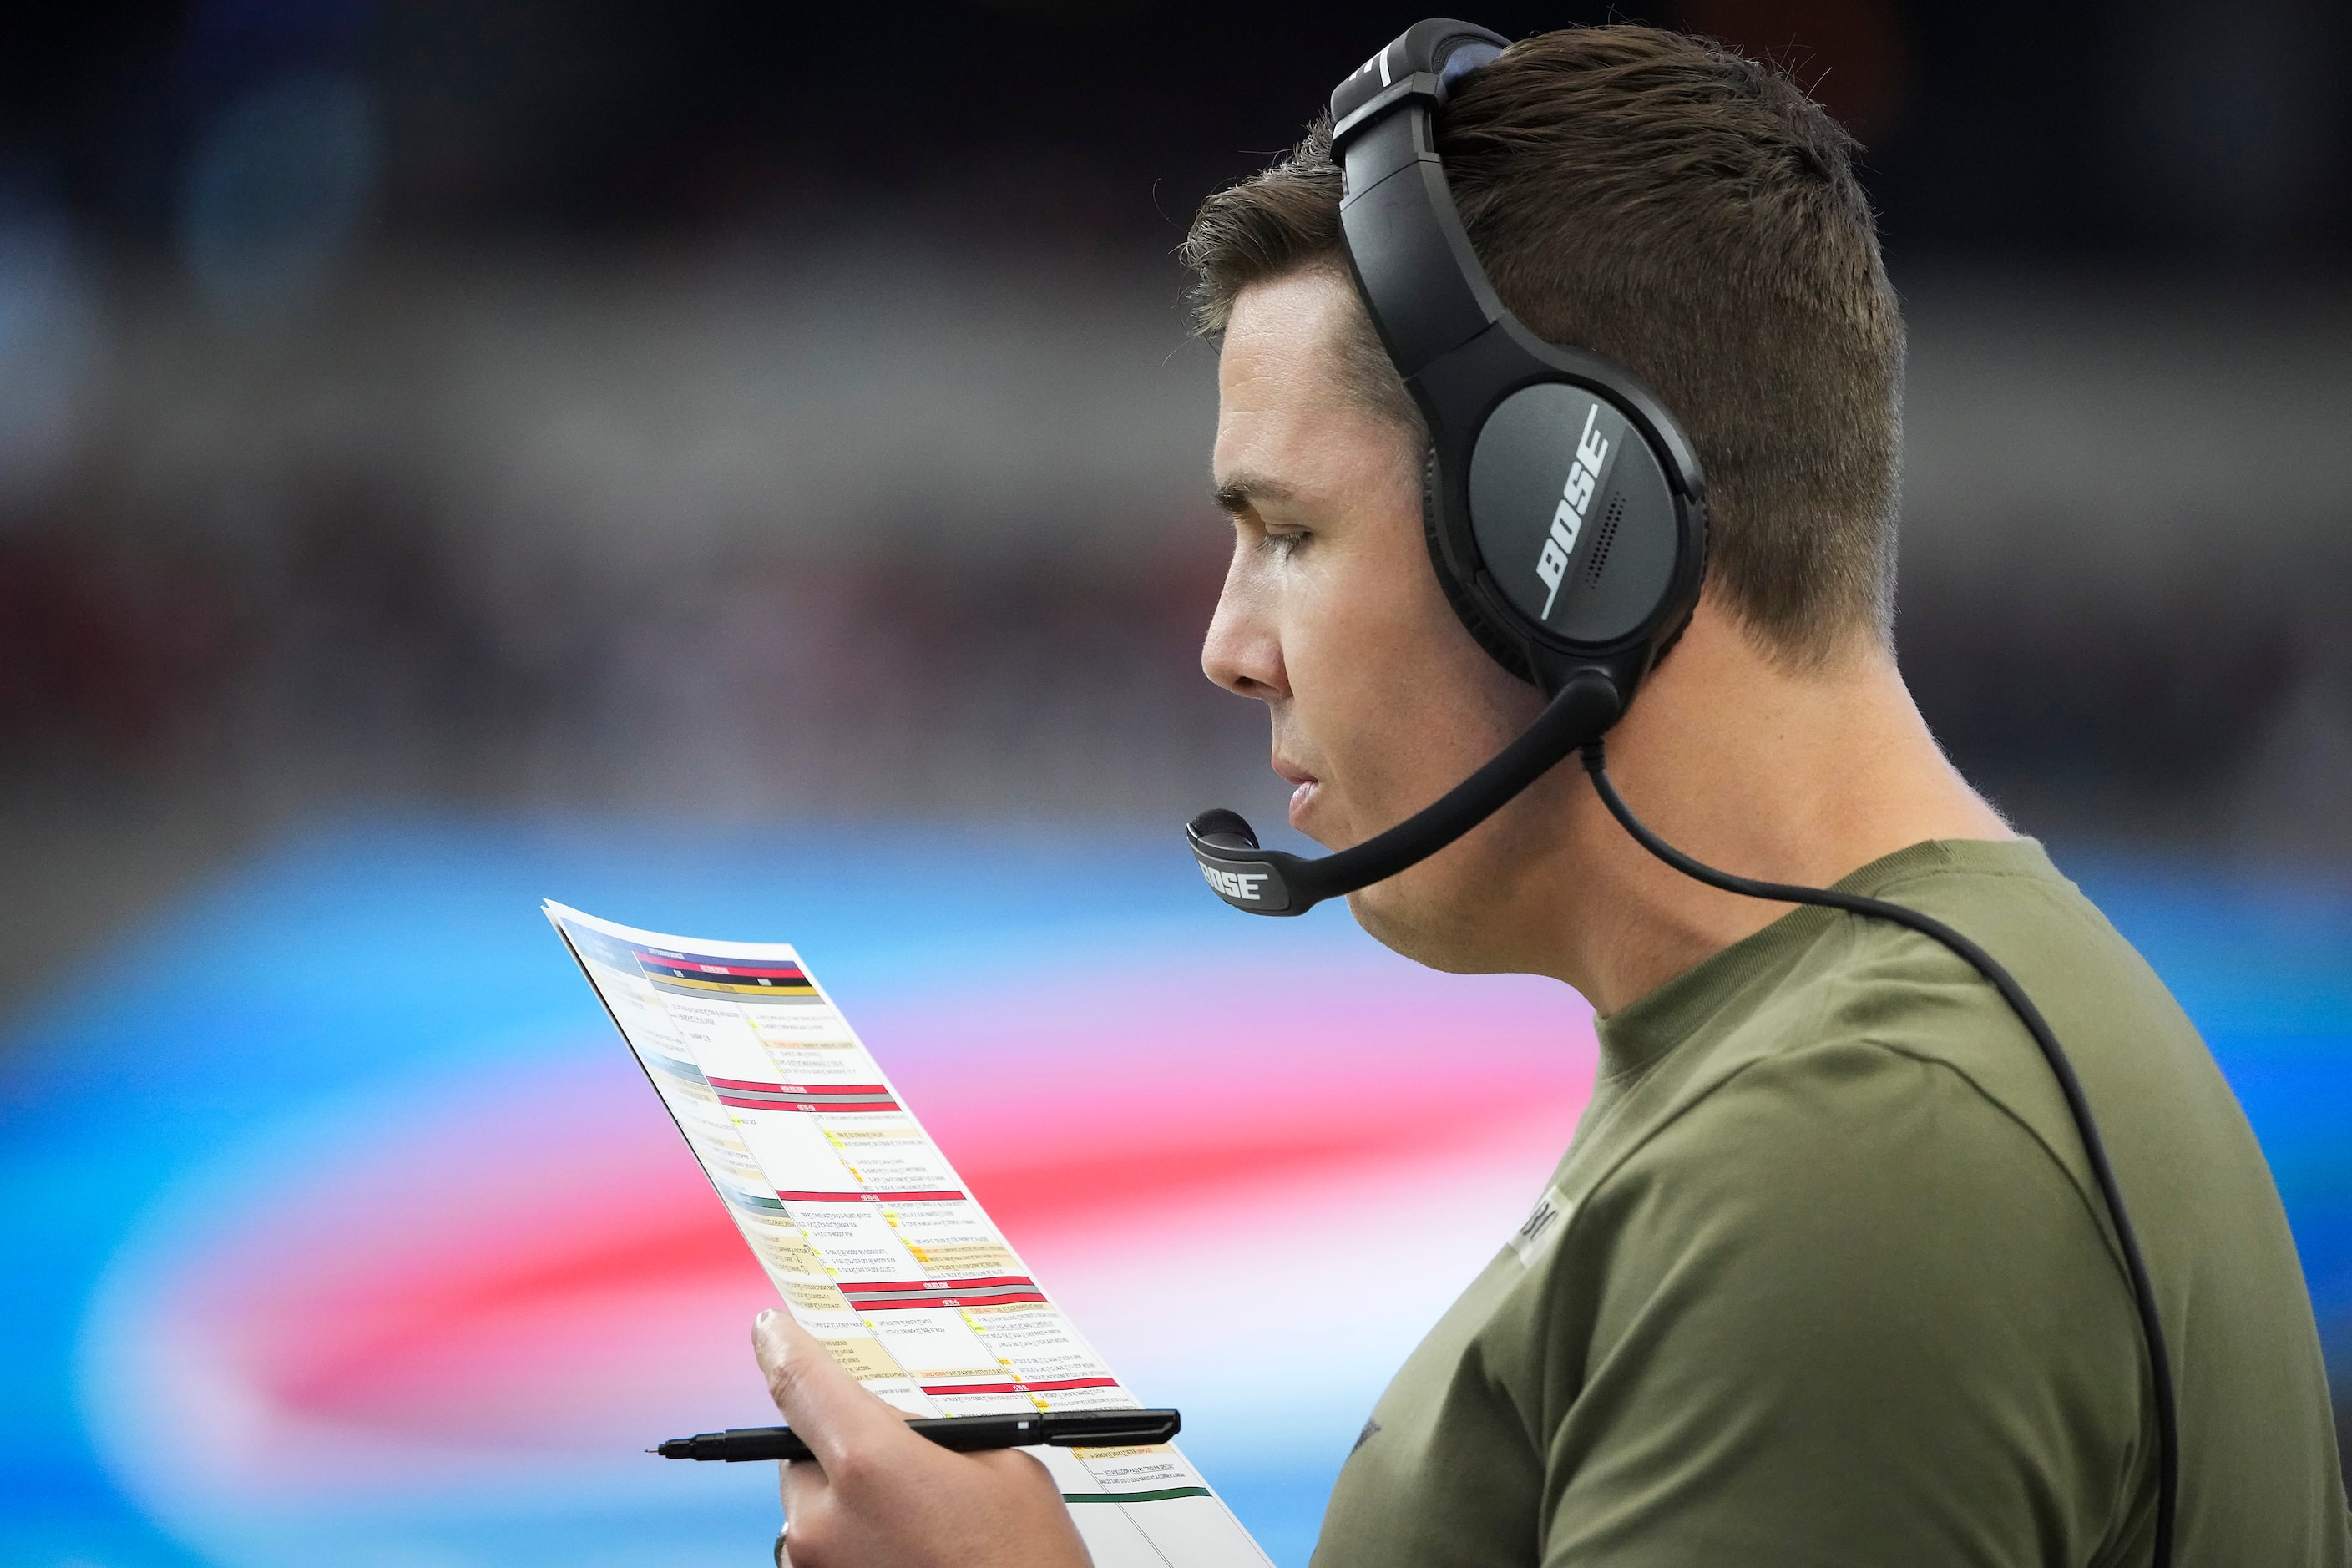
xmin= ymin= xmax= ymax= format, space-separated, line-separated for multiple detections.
xmin=1534 ymin=1039 xmax=2157 ymax=1566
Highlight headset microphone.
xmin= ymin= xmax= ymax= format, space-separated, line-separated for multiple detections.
xmin=1187 ymin=670 xmax=1619 ymax=916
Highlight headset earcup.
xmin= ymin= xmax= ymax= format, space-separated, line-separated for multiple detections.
xmin=1420 ymin=448 xmax=1537 ymax=685
xmin=1643 ymin=493 xmax=1708 ymax=670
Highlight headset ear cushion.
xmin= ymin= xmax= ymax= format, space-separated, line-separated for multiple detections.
xmin=1643 ymin=497 xmax=1710 ymax=670
xmin=1420 ymin=448 xmax=1536 ymax=685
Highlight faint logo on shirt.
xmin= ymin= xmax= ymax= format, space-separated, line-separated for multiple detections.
xmin=1510 ymin=1183 xmax=1576 ymax=1266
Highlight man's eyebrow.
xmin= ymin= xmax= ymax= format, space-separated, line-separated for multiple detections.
xmin=1212 ymin=473 xmax=1295 ymax=516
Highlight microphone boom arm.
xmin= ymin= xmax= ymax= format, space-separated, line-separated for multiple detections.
xmin=1186 ymin=670 xmax=1623 ymax=915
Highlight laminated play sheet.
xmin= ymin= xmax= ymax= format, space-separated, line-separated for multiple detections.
xmin=545 ymin=902 xmax=1272 ymax=1568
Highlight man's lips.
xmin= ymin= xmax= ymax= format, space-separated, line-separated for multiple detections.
xmin=1273 ymin=759 xmax=1321 ymax=831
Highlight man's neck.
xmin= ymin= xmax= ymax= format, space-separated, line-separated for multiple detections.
xmin=1535 ymin=609 xmax=2013 ymax=1015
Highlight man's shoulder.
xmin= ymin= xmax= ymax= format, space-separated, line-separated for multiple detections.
xmin=1583 ymin=1030 xmax=2103 ymax=1258
xmin=1818 ymin=839 xmax=2222 ymax=1178
xmin=1560 ymin=839 xmax=2195 ymax=1278
xmin=1825 ymin=837 xmax=2177 ymax=1035
xmin=1484 ymin=1015 xmax=2158 ymax=1567
xmin=1521 ymin=843 xmax=2349 ymax=1564
xmin=1668 ymin=838 xmax=2203 ymax=1166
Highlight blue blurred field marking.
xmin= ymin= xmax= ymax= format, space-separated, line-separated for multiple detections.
xmin=0 ymin=817 xmax=2344 ymax=1568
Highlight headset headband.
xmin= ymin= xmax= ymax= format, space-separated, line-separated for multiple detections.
xmin=1329 ymin=21 xmax=1510 ymax=383
xmin=1328 ymin=23 xmax=1704 ymax=507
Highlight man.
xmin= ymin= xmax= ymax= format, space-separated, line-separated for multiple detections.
xmin=752 ymin=24 xmax=2352 ymax=1566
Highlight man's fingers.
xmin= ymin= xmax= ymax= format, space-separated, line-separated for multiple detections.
xmin=779 ymin=1454 xmax=826 ymax=1545
xmin=752 ymin=1313 xmax=1088 ymax=1568
xmin=751 ymin=1309 xmax=912 ymax=1471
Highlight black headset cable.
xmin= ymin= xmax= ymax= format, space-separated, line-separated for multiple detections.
xmin=1577 ymin=738 xmax=2178 ymax=1567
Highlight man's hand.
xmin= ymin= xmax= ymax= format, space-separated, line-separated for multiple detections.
xmin=753 ymin=1308 xmax=1092 ymax=1568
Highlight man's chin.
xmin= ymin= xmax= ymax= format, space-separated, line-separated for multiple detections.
xmin=1343 ymin=869 xmax=1514 ymax=977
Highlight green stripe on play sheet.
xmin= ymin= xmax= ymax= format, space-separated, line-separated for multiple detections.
xmin=1062 ymin=1487 xmax=1214 ymax=1504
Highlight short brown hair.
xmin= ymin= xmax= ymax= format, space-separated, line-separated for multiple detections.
xmin=1181 ymin=25 xmax=1903 ymax=664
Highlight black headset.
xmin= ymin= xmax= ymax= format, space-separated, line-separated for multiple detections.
xmin=1186 ymin=18 xmax=1703 ymax=917
xmin=1181 ymin=21 xmax=2179 ymax=1563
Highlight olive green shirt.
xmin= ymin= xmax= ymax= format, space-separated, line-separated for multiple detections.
xmin=1315 ymin=839 xmax=2350 ymax=1566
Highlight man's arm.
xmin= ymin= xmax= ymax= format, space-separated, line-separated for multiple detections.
xmin=1537 ymin=1041 xmax=2153 ymax=1565
xmin=751 ymin=1309 xmax=1091 ymax=1568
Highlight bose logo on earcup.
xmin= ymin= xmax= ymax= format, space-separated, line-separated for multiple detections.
xmin=1201 ymin=866 xmax=1271 ymax=901
xmin=1535 ymin=404 xmax=1611 ymax=618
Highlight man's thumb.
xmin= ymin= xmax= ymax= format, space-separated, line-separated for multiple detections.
xmin=752 ymin=1308 xmax=904 ymax=1466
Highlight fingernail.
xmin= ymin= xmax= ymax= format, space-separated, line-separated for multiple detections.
xmin=756 ymin=1308 xmax=776 ymax=1328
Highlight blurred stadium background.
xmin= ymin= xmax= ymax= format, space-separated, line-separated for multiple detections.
xmin=2 ymin=2 xmax=2347 ymax=1565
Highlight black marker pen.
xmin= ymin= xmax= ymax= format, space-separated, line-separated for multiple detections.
xmin=653 ymin=1407 xmax=1181 ymax=1463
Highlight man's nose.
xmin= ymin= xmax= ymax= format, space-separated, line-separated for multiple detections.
xmin=1201 ymin=553 xmax=1288 ymax=702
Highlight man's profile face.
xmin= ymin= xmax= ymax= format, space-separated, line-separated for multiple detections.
xmin=1202 ymin=267 xmax=1554 ymax=969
